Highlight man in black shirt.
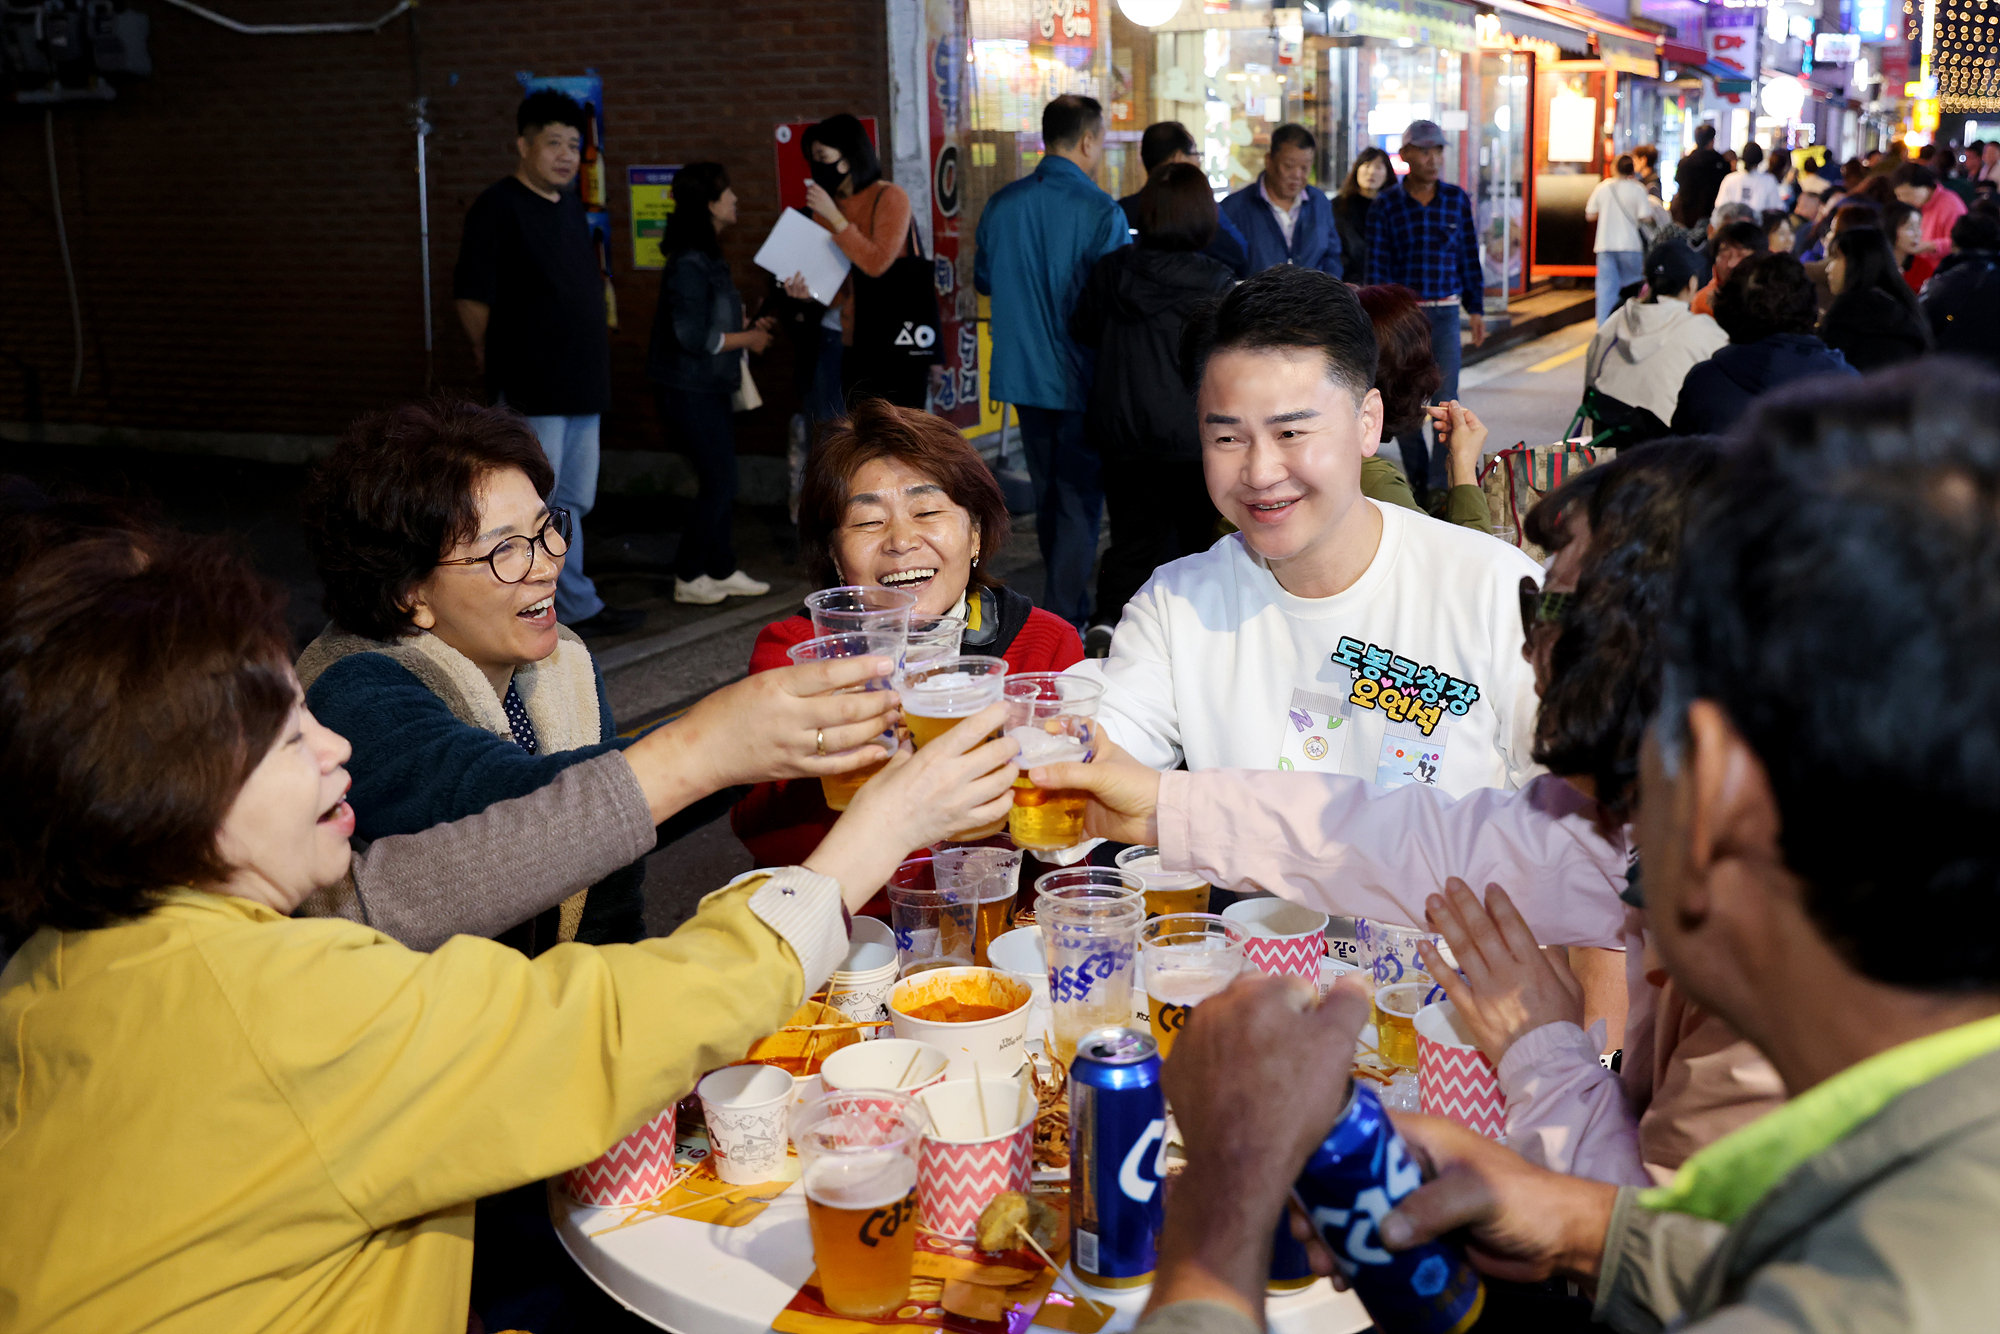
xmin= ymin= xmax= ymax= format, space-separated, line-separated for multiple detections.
xmin=453 ymin=90 xmax=640 ymax=638
xmin=1672 ymin=122 xmax=1732 ymax=230
xmin=1118 ymin=121 xmax=1250 ymax=278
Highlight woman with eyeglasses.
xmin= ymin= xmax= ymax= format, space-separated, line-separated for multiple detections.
xmin=299 ymin=399 xmax=908 ymax=951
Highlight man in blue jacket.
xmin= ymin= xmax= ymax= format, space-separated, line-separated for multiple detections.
xmin=975 ymin=94 xmax=1130 ymax=629
xmin=1218 ymin=123 xmax=1343 ymax=277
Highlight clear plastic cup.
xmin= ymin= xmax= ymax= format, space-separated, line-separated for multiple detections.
xmin=903 ymin=615 xmax=967 ymax=671
xmin=1002 ymin=673 xmax=1103 ymax=851
xmin=1138 ymin=913 xmax=1248 ymax=1060
xmin=787 ymin=632 xmax=899 ymax=812
xmin=886 ymin=854 xmax=975 ymax=974
xmin=789 ymin=1090 xmax=929 ymax=1317
xmin=806 ymin=585 xmax=918 ymax=639
xmin=1033 ymin=867 xmax=1147 ymax=1065
xmin=1114 ymin=844 xmax=1212 ymax=918
xmin=933 ymin=845 xmax=1023 ymax=968
xmin=899 ymin=655 xmax=1011 ymax=839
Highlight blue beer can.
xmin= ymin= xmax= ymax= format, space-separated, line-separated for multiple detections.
xmin=1268 ymin=1209 xmax=1318 ymax=1293
xmin=1294 ymin=1082 xmax=1486 ymax=1334
xmin=1069 ymin=1025 xmax=1166 ymax=1289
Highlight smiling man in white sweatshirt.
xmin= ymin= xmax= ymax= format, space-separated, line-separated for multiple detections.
xmin=1075 ymin=266 xmax=1543 ymax=797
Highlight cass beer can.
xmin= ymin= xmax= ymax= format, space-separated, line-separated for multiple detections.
xmin=1295 ymin=1082 xmax=1485 ymax=1334
xmin=1268 ymin=1210 xmax=1317 ymax=1293
xmin=1069 ymin=1025 xmax=1165 ymax=1288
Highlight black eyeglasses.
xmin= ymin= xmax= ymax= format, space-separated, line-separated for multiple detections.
xmin=1519 ymin=575 xmax=1571 ymax=638
xmin=436 ymin=507 xmax=572 ymax=584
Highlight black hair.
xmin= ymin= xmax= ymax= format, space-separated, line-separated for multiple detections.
xmin=1615 ymin=154 xmax=1635 ymax=176
xmin=516 ymin=89 xmax=586 ymax=138
xmin=663 ymin=161 xmax=729 ymax=260
xmin=1135 ymin=162 xmax=1219 ymax=252
xmin=1891 ymin=161 xmax=1939 ymax=191
xmin=1043 ymin=95 xmax=1104 ymax=151
xmin=801 ymin=113 xmax=883 ymax=191
xmin=1714 ymin=219 xmax=1768 ymax=254
xmin=1337 ymin=147 xmax=1393 ymax=201
xmin=1270 ymin=122 xmax=1315 ymax=155
xmin=1140 ymin=121 xmax=1197 ymax=174
xmin=1953 ymin=212 xmax=2000 ymax=251
xmin=1694 ymin=123 xmax=1717 ymax=147
xmin=1760 ymin=208 xmax=1792 ymax=242
xmin=1827 ymin=227 xmax=1929 ymax=335
xmin=1713 ymin=250 xmax=1818 ymax=343
xmin=1180 ymin=266 xmax=1377 ymax=405
xmin=1661 ymin=364 xmax=2000 ymax=987
xmin=1533 ymin=438 xmax=1727 ymax=818
xmin=1740 ymin=141 xmax=1764 ymax=170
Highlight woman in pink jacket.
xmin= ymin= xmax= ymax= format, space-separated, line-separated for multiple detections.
xmin=1031 ymin=438 xmax=1784 ymax=1185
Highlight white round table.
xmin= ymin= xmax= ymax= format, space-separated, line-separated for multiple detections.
xmin=551 ymin=1181 xmax=1373 ymax=1334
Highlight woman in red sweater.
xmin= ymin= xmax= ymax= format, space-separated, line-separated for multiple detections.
xmin=733 ymin=400 xmax=1083 ymax=867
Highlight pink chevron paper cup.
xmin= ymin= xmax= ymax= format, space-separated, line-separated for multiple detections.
xmin=1415 ymin=1000 xmax=1506 ymax=1140
xmin=912 ymin=1078 xmax=1035 ymax=1239
xmin=564 ymin=1104 xmax=682 ymax=1206
xmin=1222 ymin=897 xmax=1329 ymax=979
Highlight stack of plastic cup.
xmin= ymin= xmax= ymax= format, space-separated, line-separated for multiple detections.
xmin=886 ymin=853 xmax=975 ymax=976
xmin=1033 ymin=867 xmax=1147 ymax=1066
xmin=933 ymin=845 xmax=1022 ymax=968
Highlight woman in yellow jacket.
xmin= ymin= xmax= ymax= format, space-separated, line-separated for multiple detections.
xmin=0 ymin=531 xmax=1020 ymax=1333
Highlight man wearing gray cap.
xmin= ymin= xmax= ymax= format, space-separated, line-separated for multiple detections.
xmin=1364 ymin=120 xmax=1486 ymax=497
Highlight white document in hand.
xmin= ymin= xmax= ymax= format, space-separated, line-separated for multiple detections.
xmin=753 ymin=209 xmax=853 ymax=305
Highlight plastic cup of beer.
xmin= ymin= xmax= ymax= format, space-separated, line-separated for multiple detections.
xmin=1001 ymin=673 xmax=1103 ymax=851
xmin=933 ymin=845 xmax=1023 ymax=967
xmin=1373 ymin=981 xmax=1427 ymax=1070
xmin=787 ymin=632 xmax=901 ymax=812
xmin=899 ymin=654 xmax=1012 ymax=839
xmin=805 ymin=584 xmax=918 ymax=639
xmin=1033 ymin=867 xmax=1147 ymax=1065
xmin=1114 ymin=844 xmax=1213 ymax=919
xmin=1138 ymin=914 xmax=1248 ymax=1060
xmin=886 ymin=854 xmax=976 ymax=974
xmin=789 ymin=1089 xmax=930 ymax=1317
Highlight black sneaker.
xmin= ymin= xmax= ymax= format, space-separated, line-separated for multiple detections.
xmin=570 ymin=606 xmax=646 ymax=639
xmin=1083 ymin=623 xmax=1115 ymax=658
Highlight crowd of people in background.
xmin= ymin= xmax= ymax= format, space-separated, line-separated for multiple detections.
xmin=7 ymin=77 xmax=2000 ymax=1334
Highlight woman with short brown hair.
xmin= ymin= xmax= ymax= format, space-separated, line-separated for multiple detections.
xmin=0 ymin=528 xmax=1017 ymax=1331
xmin=732 ymin=399 xmax=1083 ymax=867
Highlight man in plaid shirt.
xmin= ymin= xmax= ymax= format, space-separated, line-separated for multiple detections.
xmin=1364 ymin=120 xmax=1487 ymax=496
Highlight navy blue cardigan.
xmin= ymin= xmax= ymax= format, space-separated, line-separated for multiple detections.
xmin=306 ymin=652 xmax=643 ymax=948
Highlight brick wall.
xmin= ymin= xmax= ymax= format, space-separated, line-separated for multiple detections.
xmin=0 ymin=0 xmax=890 ymax=456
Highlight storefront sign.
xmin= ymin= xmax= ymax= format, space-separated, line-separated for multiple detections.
xmin=1351 ymin=0 xmax=1479 ymax=54
xmin=1814 ymin=32 xmax=1859 ymax=64
xmin=1705 ymin=7 xmax=1758 ymax=77
xmin=923 ymin=7 xmax=985 ymax=432
xmin=627 ymin=166 xmax=678 ymax=270
xmin=1547 ymin=92 xmax=1597 ymax=161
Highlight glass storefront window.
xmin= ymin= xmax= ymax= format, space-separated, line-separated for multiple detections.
xmin=1478 ymin=51 xmax=1530 ymax=304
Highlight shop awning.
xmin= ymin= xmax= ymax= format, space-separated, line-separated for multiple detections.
xmin=1659 ymin=40 xmax=1708 ymax=69
xmin=1481 ymin=0 xmax=1591 ymax=56
xmin=1514 ymin=0 xmax=1661 ymax=76
xmin=1350 ymin=0 xmax=1482 ymax=55
xmin=1693 ymin=58 xmax=1753 ymax=93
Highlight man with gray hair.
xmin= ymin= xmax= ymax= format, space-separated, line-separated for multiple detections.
xmin=1363 ymin=120 xmax=1485 ymax=496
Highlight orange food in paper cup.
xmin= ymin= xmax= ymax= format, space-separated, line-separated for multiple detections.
xmin=889 ymin=967 xmax=1032 ymax=1081
xmin=739 ymin=999 xmax=866 ymax=1108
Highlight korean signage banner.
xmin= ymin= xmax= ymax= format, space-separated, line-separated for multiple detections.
xmin=627 ymin=166 xmax=679 ymax=270
xmin=925 ymin=0 xmax=986 ymax=433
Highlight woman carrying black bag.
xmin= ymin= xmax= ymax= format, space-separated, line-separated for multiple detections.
xmin=785 ymin=114 xmax=940 ymax=414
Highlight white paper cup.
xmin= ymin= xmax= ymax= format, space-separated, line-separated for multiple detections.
xmin=1317 ymin=955 xmax=1363 ymax=999
xmin=986 ymin=926 xmax=1052 ymax=1043
xmin=821 ymin=1038 xmax=953 ymax=1096
xmin=889 ymin=966 xmax=1033 ymax=1081
xmin=696 ymin=1064 xmax=796 ymax=1185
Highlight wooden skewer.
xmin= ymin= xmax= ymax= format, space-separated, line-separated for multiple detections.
xmin=771 ymin=1020 xmax=893 ymax=1033
xmin=974 ymin=1059 xmax=990 ymax=1137
xmin=895 ymin=1047 xmax=924 ymax=1089
xmin=1014 ymin=1225 xmax=1110 ymax=1318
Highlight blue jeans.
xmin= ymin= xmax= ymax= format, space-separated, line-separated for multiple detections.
xmin=1014 ymin=406 xmax=1103 ymax=629
xmin=1393 ymin=304 xmax=1465 ymax=495
xmin=521 ymin=413 xmax=605 ymax=622
xmin=1595 ymin=249 xmax=1646 ymax=325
